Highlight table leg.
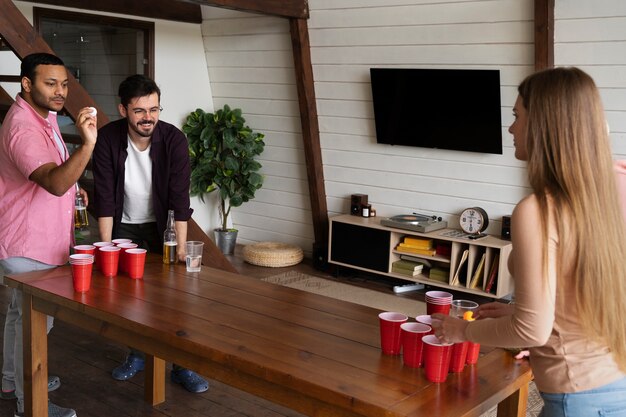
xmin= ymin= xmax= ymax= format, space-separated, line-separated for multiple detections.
xmin=144 ymin=354 xmax=166 ymax=405
xmin=23 ymin=293 xmax=48 ymax=417
xmin=497 ymin=382 xmax=529 ymax=417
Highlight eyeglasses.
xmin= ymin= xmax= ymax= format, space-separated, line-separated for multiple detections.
xmin=129 ymin=106 xmax=163 ymax=117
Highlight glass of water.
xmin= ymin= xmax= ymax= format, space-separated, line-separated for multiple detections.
xmin=185 ymin=241 xmax=204 ymax=272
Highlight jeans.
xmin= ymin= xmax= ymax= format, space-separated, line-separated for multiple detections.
xmin=540 ymin=377 xmax=626 ymax=417
xmin=1 ymin=257 xmax=55 ymax=412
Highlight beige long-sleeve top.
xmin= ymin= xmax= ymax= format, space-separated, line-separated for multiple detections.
xmin=465 ymin=191 xmax=624 ymax=394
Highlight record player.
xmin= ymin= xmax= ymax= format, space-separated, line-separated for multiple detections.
xmin=380 ymin=213 xmax=447 ymax=233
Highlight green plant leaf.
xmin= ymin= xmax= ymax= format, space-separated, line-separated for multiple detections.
xmin=184 ymin=104 xmax=265 ymax=227
xmin=248 ymin=172 xmax=263 ymax=187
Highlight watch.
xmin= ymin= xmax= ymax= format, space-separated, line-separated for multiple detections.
xmin=459 ymin=207 xmax=489 ymax=234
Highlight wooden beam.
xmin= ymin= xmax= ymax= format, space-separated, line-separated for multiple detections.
xmin=289 ymin=18 xmax=328 ymax=251
xmin=535 ymin=0 xmax=554 ymax=70
xmin=180 ymin=0 xmax=308 ymax=19
xmin=0 ymin=75 xmax=20 ymax=83
xmin=0 ymin=0 xmax=109 ymax=128
xmin=17 ymin=0 xmax=202 ymax=24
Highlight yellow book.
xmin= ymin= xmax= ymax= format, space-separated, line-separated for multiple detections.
xmin=402 ymin=237 xmax=433 ymax=249
xmin=396 ymin=244 xmax=437 ymax=256
xmin=469 ymin=253 xmax=486 ymax=289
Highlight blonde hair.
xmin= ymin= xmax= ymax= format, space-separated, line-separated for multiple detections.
xmin=519 ymin=67 xmax=626 ymax=372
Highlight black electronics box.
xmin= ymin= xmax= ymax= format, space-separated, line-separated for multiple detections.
xmin=501 ymin=215 xmax=511 ymax=240
xmin=350 ymin=194 xmax=368 ymax=216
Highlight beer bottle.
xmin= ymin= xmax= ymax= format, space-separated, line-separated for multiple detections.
xmin=74 ymin=183 xmax=89 ymax=230
xmin=163 ymin=210 xmax=177 ymax=264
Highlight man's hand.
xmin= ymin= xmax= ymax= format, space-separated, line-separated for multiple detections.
xmin=77 ymin=107 xmax=98 ymax=147
xmin=78 ymin=186 xmax=89 ymax=206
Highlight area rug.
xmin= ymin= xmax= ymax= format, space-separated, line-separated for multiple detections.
xmin=262 ymin=271 xmax=426 ymax=317
xmin=262 ymin=271 xmax=543 ymax=417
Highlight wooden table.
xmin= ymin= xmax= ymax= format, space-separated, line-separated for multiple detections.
xmin=5 ymin=255 xmax=532 ymax=417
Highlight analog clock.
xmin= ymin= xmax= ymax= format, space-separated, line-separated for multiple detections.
xmin=459 ymin=207 xmax=489 ymax=235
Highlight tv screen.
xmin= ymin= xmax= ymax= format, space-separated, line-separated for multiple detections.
xmin=370 ymin=68 xmax=503 ymax=154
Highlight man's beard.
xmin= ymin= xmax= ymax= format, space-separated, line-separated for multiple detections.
xmin=130 ymin=120 xmax=155 ymax=138
xmin=31 ymin=90 xmax=65 ymax=113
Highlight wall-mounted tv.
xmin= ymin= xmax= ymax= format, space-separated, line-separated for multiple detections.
xmin=370 ymin=68 xmax=503 ymax=154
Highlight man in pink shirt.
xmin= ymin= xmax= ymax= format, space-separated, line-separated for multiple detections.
xmin=0 ymin=53 xmax=97 ymax=417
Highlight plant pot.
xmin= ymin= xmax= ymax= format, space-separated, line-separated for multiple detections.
xmin=215 ymin=229 xmax=238 ymax=255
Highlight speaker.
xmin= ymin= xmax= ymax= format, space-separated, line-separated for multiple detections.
xmin=350 ymin=194 xmax=368 ymax=216
xmin=501 ymin=215 xmax=511 ymax=240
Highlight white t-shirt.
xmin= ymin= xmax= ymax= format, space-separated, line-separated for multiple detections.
xmin=49 ymin=118 xmax=67 ymax=162
xmin=122 ymin=136 xmax=156 ymax=224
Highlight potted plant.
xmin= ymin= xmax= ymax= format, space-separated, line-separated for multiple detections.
xmin=183 ymin=104 xmax=265 ymax=254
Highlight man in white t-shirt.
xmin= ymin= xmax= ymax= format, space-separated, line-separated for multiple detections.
xmin=92 ymin=75 xmax=208 ymax=393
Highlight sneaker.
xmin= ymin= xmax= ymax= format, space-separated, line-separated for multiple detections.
xmin=170 ymin=368 xmax=209 ymax=393
xmin=1 ymin=375 xmax=61 ymax=400
xmin=111 ymin=354 xmax=144 ymax=381
xmin=15 ymin=401 xmax=76 ymax=417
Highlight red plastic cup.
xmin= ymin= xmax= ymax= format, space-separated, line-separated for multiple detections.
xmin=93 ymin=241 xmax=114 ymax=270
xmin=400 ymin=322 xmax=431 ymax=368
xmin=422 ymin=334 xmax=453 ymax=383
xmin=116 ymin=243 xmax=138 ymax=274
xmin=126 ymin=248 xmax=147 ymax=279
xmin=427 ymin=303 xmax=452 ymax=315
xmin=69 ymin=254 xmax=94 ymax=293
xmin=73 ymin=244 xmax=96 ymax=256
xmin=425 ymin=290 xmax=453 ymax=315
xmin=378 ymin=312 xmax=408 ymax=355
xmin=112 ymin=238 xmax=132 ymax=245
xmin=466 ymin=342 xmax=481 ymax=364
xmin=449 ymin=342 xmax=469 ymax=372
xmin=99 ymin=246 xmax=121 ymax=277
xmin=415 ymin=315 xmax=435 ymax=335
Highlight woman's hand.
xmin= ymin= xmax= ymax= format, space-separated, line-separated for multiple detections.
xmin=430 ymin=314 xmax=469 ymax=344
xmin=473 ymin=302 xmax=514 ymax=319
xmin=514 ymin=350 xmax=530 ymax=359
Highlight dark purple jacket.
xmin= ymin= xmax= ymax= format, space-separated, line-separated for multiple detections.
xmin=93 ymin=118 xmax=193 ymax=240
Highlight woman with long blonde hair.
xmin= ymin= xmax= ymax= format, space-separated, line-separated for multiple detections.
xmin=431 ymin=67 xmax=626 ymax=416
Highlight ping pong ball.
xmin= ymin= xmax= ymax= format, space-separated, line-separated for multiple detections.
xmin=463 ymin=311 xmax=475 ymax=321
xmin=89 ymin=107 xmax=97 ymax=116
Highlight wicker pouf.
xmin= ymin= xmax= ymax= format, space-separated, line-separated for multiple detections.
xmin=243 ymin=242 xmax=304 ymax=268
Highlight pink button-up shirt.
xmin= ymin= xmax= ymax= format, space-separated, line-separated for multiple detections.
xmin=0 ymin=94 xmax=75 ymax=265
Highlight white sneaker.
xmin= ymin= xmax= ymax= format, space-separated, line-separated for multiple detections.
xmin=15 ymin=401 xmax=76 ymax=417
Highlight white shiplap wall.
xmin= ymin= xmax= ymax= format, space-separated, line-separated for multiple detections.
xmin=198 ymin=1 xmax=626 ymax=256
xmin=309 ymin=0 xmax=535 ymax=235
xmin=200 ymin=7 xmax=315 ymax=251
xmin=200 ymin=0 xmax=535 ymax=255
xmin=554 ymin=0 xmax=626 ymax=159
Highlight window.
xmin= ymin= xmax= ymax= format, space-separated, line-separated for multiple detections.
xmin=34 ymin=7 xmax=154 ymax=123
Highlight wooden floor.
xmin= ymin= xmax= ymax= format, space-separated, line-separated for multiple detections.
xmin=0 ymin=226 xmax=493 ymax=417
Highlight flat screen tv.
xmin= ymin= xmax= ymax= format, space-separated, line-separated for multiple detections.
xmin=370 ymin=68 xmax=503 ymax=154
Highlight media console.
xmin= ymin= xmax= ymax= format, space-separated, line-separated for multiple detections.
xmin=328 ymin=214 xmax=513 ymax=299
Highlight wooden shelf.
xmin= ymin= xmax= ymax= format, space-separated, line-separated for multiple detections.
xmin=328 ymin=214 xmax=513 ymax=299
